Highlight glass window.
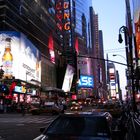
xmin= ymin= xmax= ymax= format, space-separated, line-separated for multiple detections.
xmin=46 ymin=116 xmax=111 ymax=137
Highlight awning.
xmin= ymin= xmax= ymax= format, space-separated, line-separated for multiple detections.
xmin=41 ymin=86 xmax=64 ymax=93
xmin=41 ymin=86 xmax=66 ymax=97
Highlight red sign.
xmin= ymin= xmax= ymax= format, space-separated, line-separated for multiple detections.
xmin=109 ymin=74 xmax=115 ymax=80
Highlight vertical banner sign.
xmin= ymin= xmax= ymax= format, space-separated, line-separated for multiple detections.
xmin=55 ymin=0 xmax=74 ymax=66
xmin=133 ymin=0 xmax=140 ymax=59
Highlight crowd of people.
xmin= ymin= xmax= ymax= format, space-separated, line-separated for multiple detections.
xmin=0 ymin=101 xmax=31 ymax=115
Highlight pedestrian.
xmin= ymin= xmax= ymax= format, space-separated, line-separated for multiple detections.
xmin=3 ymin=103 xmax=7 ymax=113
xmin=20 ymin=102 xmax=25 ymax=116
xmin=60 ymin=102 xmax=65 ymax=113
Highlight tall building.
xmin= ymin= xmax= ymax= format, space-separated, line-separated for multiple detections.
xmin=72 ymin=0 xmax=92 ymax=54
xmin=107 ymin=63 xmax=122 ymax=100
xmin=107 ymin=62 xmax=117 ymax=99
xmin=129 ymin=0 xmax=140 ymax=92
xmin=126 ymin=0 xmax=140 ymax=106
xmin=0 ymin=0 xmax=107 ymax=102
xmin=98 ymin=30 xmax=108 ymax=99
xmin=72 ymin=3 xmax=107 ymax=99
xmin=0 ymin=0 xmax=65 ymax=103
xmin=69 ymin=0 xmax=94 ymax=98
xmin=55 ymin=0 xmax=107 ymax=100
xmin=116 ymin=70 xmax=122 ymax=100
xmin=89 ymin=7 xmax=103 ymax=98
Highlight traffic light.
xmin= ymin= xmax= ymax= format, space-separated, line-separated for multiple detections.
xmin=0 ymin=69 xmax=4 ymax=79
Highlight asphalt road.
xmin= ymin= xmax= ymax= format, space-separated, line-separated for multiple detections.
xmin=0 ymin=106 xmax=127 ymax=140
xmin=0 ymin=106 xmax=93 ymax=140
xmin=0 ymin=113 xmax=56 ymax=140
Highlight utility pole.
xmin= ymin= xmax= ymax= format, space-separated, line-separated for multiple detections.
xmin=118 ymin=25 xmax=137 ymax=112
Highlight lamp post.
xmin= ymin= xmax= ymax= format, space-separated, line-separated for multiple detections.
xmin=112 ymin=54 xmax=129 ymax=76
xmin=112 ymin=54 xmax=127 ymax=63
xmin=118 ymin=26 xmax=137 ymax=112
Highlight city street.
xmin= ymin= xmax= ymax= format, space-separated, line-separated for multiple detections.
xmin=0 ymin=113 xmax=57 ymax=140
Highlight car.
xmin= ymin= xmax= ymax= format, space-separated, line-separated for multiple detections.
xmin=84 ymin=98 xmax=92 ymax=106
xmin=104 ymin=103 xmax=123 ymax=118
xmin=30 ymin=103 xmax=63 ymax=115
xmin=33 ymin=112 xmax=113 ymax=140
xmin=92 ymin=104 xmax=107 ymax=112
xmin=70 ymin=103 xmax=82 ymax=111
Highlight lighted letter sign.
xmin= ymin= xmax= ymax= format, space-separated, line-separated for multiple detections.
xmin=55 ymin=0 xmax=70 ymax=31
xmin=78 ymin=75 xmax=94 ymax=88
xmin=64 ymin=22 xmax=70 ymax=30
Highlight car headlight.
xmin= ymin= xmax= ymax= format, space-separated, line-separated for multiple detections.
xmin=33 ymin=134 xmax=48 ymax=140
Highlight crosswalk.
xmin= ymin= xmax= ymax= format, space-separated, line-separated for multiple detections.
xmin=0 ymin=115 xmax=57 ymax=124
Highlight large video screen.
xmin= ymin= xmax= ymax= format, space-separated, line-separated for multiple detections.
xmin=78 ymin=75 xmax=94 ymax=88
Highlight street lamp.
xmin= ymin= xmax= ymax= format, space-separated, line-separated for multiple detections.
xmin=112 ymin=54 xmax=127 ymax=63
xmin=118 ymin=26 xmax=129 ymax=45
xmin=118 ymin=25 xmax=137 ymax=112
xmin=112 ymin=54 xmax=129 ymax=69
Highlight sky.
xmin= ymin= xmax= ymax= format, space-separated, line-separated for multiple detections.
xmin=92 ymin=0 xmax=127 ymax=99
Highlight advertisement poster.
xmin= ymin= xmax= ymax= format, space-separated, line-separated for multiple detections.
xmin=0 ymin=31 xmax=41 ymax=82
xmin=62 ymin=64 xmax=75 ymax=92
xmin=77 ymin=57 xmax=92 ymax=75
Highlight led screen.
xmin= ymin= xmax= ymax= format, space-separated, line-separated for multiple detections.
xmin=78 ymin=75 xmax=94 ymax=88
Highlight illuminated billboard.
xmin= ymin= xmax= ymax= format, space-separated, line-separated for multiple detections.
xmin=62 ymin=64 xmax=75 ymax=92
xmin=0 ymin=31 xmax=41 ymax=82
xmin=55 ymin=0 xmax=70 ymax=31
xmin=111 ymin=90 xmax=116 ymax=98
xmin=110 ymin=82 xmax=116 ymax=90
xmin=133 ymin=0 xmax=140 ymax=59
xmin=78 ymin=75 xmax=94 ymax=88
xmin=77 ymin=57 xmax=92 ymax=75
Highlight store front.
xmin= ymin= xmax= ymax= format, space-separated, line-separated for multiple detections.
xmin=0 ymin=31 xmax=42 ymax=105
xmin=41 ymin=86 xmax=65 ymax=105
xmin=0 ymin=84 xmax=11 ymax=113
xmin=11 ymin=79 xmax=41 ymax=104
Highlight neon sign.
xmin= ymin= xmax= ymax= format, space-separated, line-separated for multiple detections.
xmin=55 ymin=1 xmax=70 ymax=31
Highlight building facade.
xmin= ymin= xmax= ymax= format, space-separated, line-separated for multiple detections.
xmin=0 ymin=0 xmax=65 ymax=103
xmin=98 ymin=30 xmax=108 ymax=100
xmin=0 ymin=0 xmax=108 ymax=103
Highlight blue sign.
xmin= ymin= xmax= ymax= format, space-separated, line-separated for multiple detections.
xmin=78 ymin=75 xmax=94 ymax=88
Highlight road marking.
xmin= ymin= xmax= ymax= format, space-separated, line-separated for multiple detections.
xmin=16 ymin=124 xmax=25 ymax=126
xmin=0 ymin=136 xmax=5 ymax=140
xmin=0 ymin=116 xmax=56 ymax=124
